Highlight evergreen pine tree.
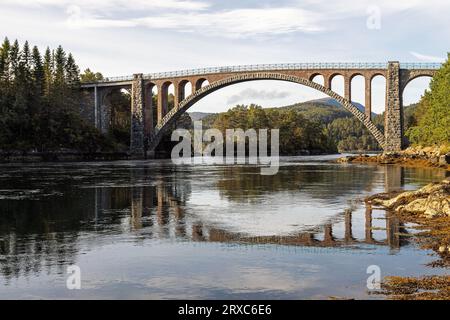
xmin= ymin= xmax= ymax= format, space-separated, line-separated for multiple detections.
xmin=43 ymin=47 xmax=53 ymax=98
xmin=9 ymin=40 xmax=20 ymax=81
xmin=53 ymin=45 xmax=66 ymax=90
xmin=32 ymin=46 xmax=45 ymax=97
xmin=0 ymin=38 xmax=12 ymax=107
xmin=19 ymin=41 xmax=33 ymax=94
xmin=65 ymin=53 xmax=80 ymax=89
xmin=0 ymin=37 xmax=11 ymax=83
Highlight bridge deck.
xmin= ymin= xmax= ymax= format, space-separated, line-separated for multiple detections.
xmin=80 ymin=62 xmax=442 ymax=87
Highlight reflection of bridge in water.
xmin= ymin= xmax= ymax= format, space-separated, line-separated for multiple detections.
xmin=1 ymin=164 xmax=442 ymax=281
xmin=120 ymin=181 xmax=405 ymax=251
xmin=208 ymin=207 xmax=403 ymax=250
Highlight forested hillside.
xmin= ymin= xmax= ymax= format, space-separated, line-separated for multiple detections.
xmin=0 ymin=38 xmax=112 ymax=153
xmin=189 ymin=99 xmax=384 ymax=152
xmin=406 ymin=54 xmax=450 ymax=148
xmin=188 ymin=97 xmax=429 ymax=153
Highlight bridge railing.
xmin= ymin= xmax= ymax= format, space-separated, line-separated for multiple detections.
xmin=103 ymin=75 xmax=134 ymax=82
xmin=95 ymin=62 xmax=442 ymax=83
xmin=143 ymin=63 xmax=390 ymax=80
xmin=401 ymin=63 xmax=443 ymax=69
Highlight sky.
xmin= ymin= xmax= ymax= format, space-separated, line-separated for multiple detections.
xmin=0 ymin=0 xmax=449 ymax=114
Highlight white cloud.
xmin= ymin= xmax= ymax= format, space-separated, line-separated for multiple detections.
xmin=66 ymin=7 xmax=323 ymax=37
xmin=409 ymin=51 xmax=445 ymax=63
xmin=6 ymin=0 xmax=450 ymax=39
xmin=2 ymin=0 xmax=210 ymax=11
xmin=66 ymin=5 xmax=137 ymax=29
xmin=298 ymin=0 xmax=450 ymax=15
xmin=227 ymin=88 xmax=292 ymax=104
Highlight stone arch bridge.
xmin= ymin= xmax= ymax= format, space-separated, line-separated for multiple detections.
xmin=80 ymin=62 xmax=440 ymax=157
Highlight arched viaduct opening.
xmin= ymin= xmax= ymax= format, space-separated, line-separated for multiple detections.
xmin=149 ymin=73 xmax=386 ymax=153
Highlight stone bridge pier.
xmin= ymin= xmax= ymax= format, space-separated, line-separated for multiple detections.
xmin=130 ymin=74 xmax=146 ymax=157
xmin=80 ymin=62 xmax=439 ymax=157
xmin=385 ymin=62 xmax=403 ymax=152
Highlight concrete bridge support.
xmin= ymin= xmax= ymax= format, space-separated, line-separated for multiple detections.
xmin=91 ymin=86 xmax=112 ymax=134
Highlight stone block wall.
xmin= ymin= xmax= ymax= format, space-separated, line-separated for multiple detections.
xmin=385 ymin=62 xmax=403 ymax=152
xmin=130 ymin=74 xmax=145 ymax=156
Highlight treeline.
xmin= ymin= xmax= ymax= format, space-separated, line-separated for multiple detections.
xmin=198 ymin=94 xmax=441 ymax=154
xmin=266 ymin=99 xmax=384 ymax=152
xmin=0 ymin=38 xmax=111 ymax=153
xmin=211 ymin=104 xmax=336 ymax=155
xmin=201 ymin=103 xmax=384 ymax=154
xmin=326 ymin=115 xmax=383 ymax=152
xmin=406 ymin=54 xmax=450 ymax=148
xmin=324 ymin=102 xmax=429 ymax=152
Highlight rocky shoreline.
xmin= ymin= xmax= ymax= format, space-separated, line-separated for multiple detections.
xmin=364 ymin=178 xmax=450 ymax=300
xmin=366 ymin=179 xmax=450 ymax=218
xmin=337 ymin=146 xmax=450 ymax=171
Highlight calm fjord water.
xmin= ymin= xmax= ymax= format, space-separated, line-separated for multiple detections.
xmin=0 ymin=155 xmax=448 ymax=299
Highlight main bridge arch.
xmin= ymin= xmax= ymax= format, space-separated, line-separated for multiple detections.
xmin=148 ymin=72 xmax=386 ymax=152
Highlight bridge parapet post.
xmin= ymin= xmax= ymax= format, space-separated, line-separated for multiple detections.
xmin=130 ymin=73 xmax=145 ymax=157
xmin=385 ymin=62 xmax=403 ymax=152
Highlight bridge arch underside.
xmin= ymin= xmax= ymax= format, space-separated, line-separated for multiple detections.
xmin=150 ymin=73 xmax=386 ymax=152
xmin=400 ymin=74 xmax=433 ymax=113
xmin=400 ymin=70 xmax=435 ymax=96
xmin=94 ymin=86 xmax=132 ymax=135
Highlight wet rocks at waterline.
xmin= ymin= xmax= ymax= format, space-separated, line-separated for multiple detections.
xmin=336 ymin=146 xmax=450 ymax=168
xmin=366 ymin=179 xmax=450 ymax=218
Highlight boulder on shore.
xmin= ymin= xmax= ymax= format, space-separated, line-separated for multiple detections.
xmin=439 ymin=154 xmax=450 ymax=166
xmin=366 ymin=179 xmax=450 ymax=218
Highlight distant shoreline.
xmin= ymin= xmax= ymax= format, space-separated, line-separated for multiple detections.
xmin=0 ymin=151 xmax=130 ymax=163
xmin=0 ymin=150 xmax=344 ymax=163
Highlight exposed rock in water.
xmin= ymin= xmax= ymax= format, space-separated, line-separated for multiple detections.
xmin=336 ymin=146 xmax=450 ymax=170
xmin=366 ymin=179 xmax=450 ymax=218
xmin=336 ymin=156 xmax=356 ymax=163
